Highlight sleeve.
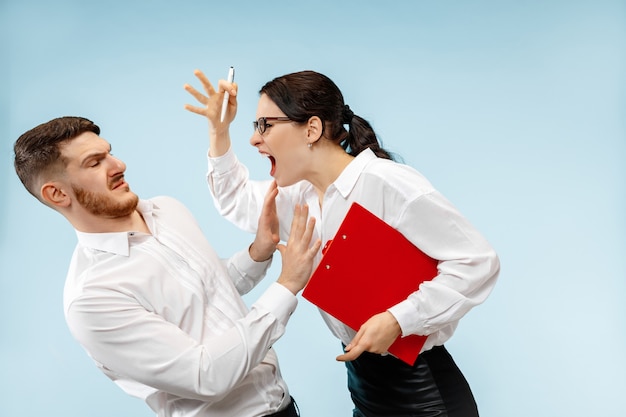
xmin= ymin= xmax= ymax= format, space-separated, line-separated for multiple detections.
xmin=386 ymin=191 xmax=500 ymax=337
xmin=206 ymin=147 xmax=271 ymax=233
xmin=65 ymin=279 xmax=297 ymax=403
xmin=206 ymin=147 xmax=300 ymax=241
xmin=223 ymin=247 xmax=273 ymax=295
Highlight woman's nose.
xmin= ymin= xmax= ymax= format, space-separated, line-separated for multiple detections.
xmin=250 ymin=131 xmax=262 ymax=147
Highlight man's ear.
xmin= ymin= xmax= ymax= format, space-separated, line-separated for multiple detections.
xmin=40 ymin=182 xmax=71 ymax=208
xmin=305 ymin=116 xmax=324 ymax=144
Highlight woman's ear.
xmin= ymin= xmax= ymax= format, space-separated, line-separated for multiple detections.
xmin=41 ymin=182 xmax=71 ymax=209
xmin=305 ymin=116 xmax=324 ymax=144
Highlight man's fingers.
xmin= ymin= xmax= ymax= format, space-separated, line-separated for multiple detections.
xmin=263 ymin=181 xmax=279 ymax=205
xmin=288 ymin=204 xmax=307 ymax=240
xmin=309 ymin=236 xmax=322 ymax=255
xmin=304 ymin=217 xmax=316 ymax=242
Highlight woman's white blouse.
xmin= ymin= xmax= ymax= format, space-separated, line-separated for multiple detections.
xmin=207 ymin=147 xmax=500 ymax=353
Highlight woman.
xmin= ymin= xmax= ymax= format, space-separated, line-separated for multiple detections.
xmin=184 ymin=69 xmax=500 ymax=417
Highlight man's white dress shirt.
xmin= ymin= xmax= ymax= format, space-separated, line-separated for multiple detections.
xmin=64 ymin=196 xmax=294 ymax=417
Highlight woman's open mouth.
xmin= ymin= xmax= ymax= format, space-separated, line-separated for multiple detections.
xmin=261 ymin=152 xmax=276 ymax=177
xmin=268 ymin=155 xmax=276 ymax=176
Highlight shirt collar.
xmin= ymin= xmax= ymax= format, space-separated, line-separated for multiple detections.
xmin=74 ymin=199 xmax=156 ymax=257
xmin=332 ymin=148 xmax=377 ymax=198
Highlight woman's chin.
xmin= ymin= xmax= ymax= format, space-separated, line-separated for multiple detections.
xmin=273 ymin=174 xmax=295 ymax=188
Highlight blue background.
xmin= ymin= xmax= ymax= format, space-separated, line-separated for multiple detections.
xmin=1 ymin=1 xmax=625 ymax=416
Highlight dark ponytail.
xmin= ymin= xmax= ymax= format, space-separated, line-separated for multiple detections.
xmin=260 ymin=71 xmax=394 ymax=160
xmin=342 ymin=109 xmax=392 ymax=160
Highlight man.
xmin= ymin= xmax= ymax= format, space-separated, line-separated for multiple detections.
xmin=13 ymin=116 xmax=321 ymax=417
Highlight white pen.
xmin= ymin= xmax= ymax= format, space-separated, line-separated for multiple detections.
xmin=220 ymin=66 xmax=235 ymax=122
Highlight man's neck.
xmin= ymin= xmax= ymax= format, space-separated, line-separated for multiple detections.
xmin=70 ymin=209 xmax=150 ymax=234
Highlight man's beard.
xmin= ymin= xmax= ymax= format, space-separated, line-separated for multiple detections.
xmin=72 ymin=185 xmax=139 ymax=217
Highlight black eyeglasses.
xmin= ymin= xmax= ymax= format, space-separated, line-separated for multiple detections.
xmin=253 ymin=117 xmax=292 ymax=135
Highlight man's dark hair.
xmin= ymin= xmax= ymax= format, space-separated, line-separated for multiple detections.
xmin=14 ymin=116 xmax=100 ymax=201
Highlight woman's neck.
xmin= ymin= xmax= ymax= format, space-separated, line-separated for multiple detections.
xmin=309 ymin=146 xmax=355 ymax=206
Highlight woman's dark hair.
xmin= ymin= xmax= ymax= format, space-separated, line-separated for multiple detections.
xmin=259 ymin=70 xmax=393 ymax=160
xmin=14 ymin=116 xmax=100 ymax=200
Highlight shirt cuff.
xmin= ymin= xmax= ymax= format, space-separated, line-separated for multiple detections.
xmin=254 ymin=282 xmax=298 ymax=326
xmin=231 ymin=248 xmax=273 ymax=277
xmin=387 ymin=300 xmax=424 ymax=337
xmin=207 ymin=146 xmax=238 ymax=175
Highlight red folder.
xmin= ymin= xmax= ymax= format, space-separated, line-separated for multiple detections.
xmin=302 ymin=202 xmax=438 ymax=366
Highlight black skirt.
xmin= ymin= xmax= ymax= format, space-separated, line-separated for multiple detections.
xmin=346 ymin=345 xmax=479 ymax=417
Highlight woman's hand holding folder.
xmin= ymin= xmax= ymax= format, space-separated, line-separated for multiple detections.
xmin=336 ymin=311 xmax=402 ymax=362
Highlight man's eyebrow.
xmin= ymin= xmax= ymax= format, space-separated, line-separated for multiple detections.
xmin=80 ymin=151 xmax=107 ymax=165
xmin=80 ymin=145 xmax=111 ymax=166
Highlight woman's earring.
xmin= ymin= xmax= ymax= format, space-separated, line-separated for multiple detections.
xmin=308 ymin=142 xmax=312 ymax=149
